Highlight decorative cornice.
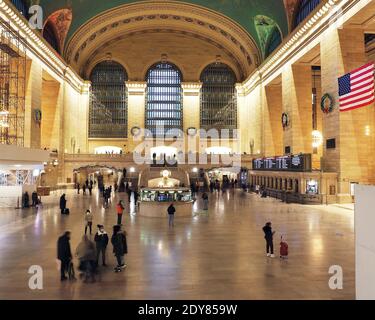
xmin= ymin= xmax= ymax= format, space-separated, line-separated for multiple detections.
xmin=126 ymin=81 xmax=147 ymax=95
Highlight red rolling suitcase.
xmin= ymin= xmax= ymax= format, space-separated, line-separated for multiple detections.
xmin=280 ymin=236 xmax=288 ymax=259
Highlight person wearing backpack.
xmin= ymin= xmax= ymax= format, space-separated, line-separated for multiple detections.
xmin=167 ymin=203 xmax=176 ymax=227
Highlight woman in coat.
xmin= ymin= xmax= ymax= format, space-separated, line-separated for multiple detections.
xmin=59 ymin=194 xmax=67 ymax=214
xmin=111 ymin=225 xmax=127 ymax=272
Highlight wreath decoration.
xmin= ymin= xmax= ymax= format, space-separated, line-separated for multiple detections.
xmin=321 ymin=93 xmax=334 ymax=114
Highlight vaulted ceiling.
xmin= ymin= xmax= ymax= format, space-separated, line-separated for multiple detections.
xmin=38 ymin=0 xmax=289 ymax=50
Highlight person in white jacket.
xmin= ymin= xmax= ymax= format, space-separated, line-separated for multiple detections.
xmin=84 ymin=210 xmax=93 ymax=235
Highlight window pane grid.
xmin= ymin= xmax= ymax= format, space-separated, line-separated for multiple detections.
xmin=89 ymin=61 xmax=128 ymax=138
xmin=145 ymin=62 xmax=183 ymax=137
xmin=200 ymin=63 xmax=237 ymax=137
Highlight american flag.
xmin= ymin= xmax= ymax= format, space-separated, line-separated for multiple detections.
xmin=338 ymin=62 xmax=375 ymax=112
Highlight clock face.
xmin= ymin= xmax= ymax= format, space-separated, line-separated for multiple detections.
xmin=131 ymin=126 xmax=141 ymax=136
xmin=187 ymin=127 xmax=197 ymax=136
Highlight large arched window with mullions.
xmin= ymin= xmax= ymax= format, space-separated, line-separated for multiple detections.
xmin=145 ymin=62 xmax=183 ymax=137
xmin=200 ymin=63 xmax=237 ymax=135
xmin=294 ymin=0 xmax=321 ymax=29
xmin=89 ymin=61 xmax=128 ymax=138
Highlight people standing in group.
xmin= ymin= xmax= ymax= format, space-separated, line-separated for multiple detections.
xmin=202 ymin=193 xmax=209 ymax=211
xmin=263 ymin=222 xmax=276 ymax=258
xmin=167 ymin=203 xmax=176 ymax=227
xmin=111 ymin=225 xmax=128 ymax=272
xmin=57 ymin=231 xmax=72 ymax=281
xmin=59 ymin=194 xmax=67 ymax=215
xmin=116 ymin=200 xmax=125 ymax=225
xmin=84 ymin=209 xmax=93 ymax=235
xmin=94 ymin=224 xmax=109 ymax=267
xmin=75 ymin=235 xmax=96 ymax=282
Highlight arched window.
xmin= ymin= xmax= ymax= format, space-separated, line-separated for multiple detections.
xmin=145 ymin=62 xmax=183 ymax=137
xmin=43 ymin=21 xmax=60 ymax=53
xmin=200 ymin=63 xmax=237 ymax=135
xmin=11 ymin=0 xmax=29 ymax=18
xmin=294 ymin=0 xmax=321 ymax=28
xmin=265 ymin=28 xmax=282 ymax=57
xmin=89 ymin=61 xmax=128 ymax=138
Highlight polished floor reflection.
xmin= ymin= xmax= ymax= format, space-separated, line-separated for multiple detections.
xmin=0 ymin=189 xmax=354 ymax=300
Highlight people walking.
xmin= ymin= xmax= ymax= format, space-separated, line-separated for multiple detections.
xmin=167 ymin=203 xmax=176 ymax=227
xmin=263 ymin=222 xmax=276 ymax=258
xmin=84 ymin=210 xmax=93 ymax=235
xmin=59 ymin=194 xmax=67 ymax=215
xmin=75 ymin=235 xmax=96 ymax=282
xmin=88 ymin=183 xmax=93 ymax=196
xmin=116 ymin=200 xmax=125 ymax=225
xmin=82 ymin=183 xmax=86 ymax=195
xmin=111 ymin=225 xmax=128 ymax=272
xmin=94 ymin=225 xmax=109 ymax=267
xmin=77 ymin=183 xmax=80 ymax=194
xmin=57 ymin=231 xmax=72 ymax=281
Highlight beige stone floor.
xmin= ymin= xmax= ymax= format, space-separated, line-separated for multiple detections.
xmin=0 ymin=189 xmax=355 ymax=300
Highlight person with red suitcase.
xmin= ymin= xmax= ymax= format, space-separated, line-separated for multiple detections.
xmin=280 ymin=236 xmax=289 ymax=259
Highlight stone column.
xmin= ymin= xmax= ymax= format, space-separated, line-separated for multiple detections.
xmin=126 ymin=81 xmax=147 ymax=152
xmin=282 ymin=64 xmax=313 ymax=154
xmin=24 ymin=60 xmax=42 ymax=148
xmin=320 ymin=27 xmax=375 ymax=203
xmin=182 ymin=82 xmax=202 ymax=154
xmin=263 ymin=85 xmax=283 ymax=156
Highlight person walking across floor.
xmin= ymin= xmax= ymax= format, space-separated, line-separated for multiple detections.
xmin=263 ymin=222 xmax=276 ymax=258
xmin=167 ymin=203 xmax=176 ymax=227
xmin=75 ymin=235 xmax=96 ymax=282
xmin=59 ymin=194 xmax=67 ymax=215
xmin=94 ymin=225 xmax=109 ymax=267
xmin=77 ymin=183 xmax=80 ymax=194
xmin=57 ymin=231 xmax=72 ymax=281
xmin=84 ymin=209 xmax=93 ymax=235
xmin=82 ymin=183 xmax=86 ymax=195
xmin=116 ymin=200 xmax=125 ymax=225
xmin=111 ymin=225 xmax=128 ymax=272
xmin=88 ymin=183 xmax=93 ymax=196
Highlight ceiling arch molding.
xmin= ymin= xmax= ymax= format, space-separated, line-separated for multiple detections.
xmin=82 ymin=29 xmax=244 ymax=81
xmin=64 ymin=1 xmax=260 ymax=80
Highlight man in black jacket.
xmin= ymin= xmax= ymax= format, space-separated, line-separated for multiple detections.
xmin=59 ymin=194 xmax=67 ymax=215
xmin=262 ymin=222 xmax=276 ymax=258
xmin=57 ymin=231 xmax=72 ymax=281
xmin=94 ymin=225 xmax=109 ymax=267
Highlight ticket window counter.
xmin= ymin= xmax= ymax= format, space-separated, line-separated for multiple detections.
xmin=139 ymin=188 xmax=193 ymax=217
xmin=306 ymin=179 xmax=319 ymax=195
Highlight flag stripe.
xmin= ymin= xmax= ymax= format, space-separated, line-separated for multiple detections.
xmin=340 ymin=98 xmax=375 ymax=112
xmin=340 ymin=90 xmax=375 ymax=107
xmin=351 ymin=73 xmax=374 ymax=85
xmin=351 ymin=65 xmax=375 ymax=80
xmin=351 ymin=78 xmax=374 ymax=90
xmin=350 ymin=62 xmax=374 ymax=76
xmin=339 ymin=84 xmax=375 ymax=101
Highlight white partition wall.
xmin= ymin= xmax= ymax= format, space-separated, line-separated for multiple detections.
xmin=355 ymin=185 xmax=375 ymax=300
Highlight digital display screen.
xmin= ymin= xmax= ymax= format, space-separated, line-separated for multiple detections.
xmin=252 ymin=154 xmax=311 ymax=172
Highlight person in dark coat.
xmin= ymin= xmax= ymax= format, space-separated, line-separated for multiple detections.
xmin=31 ymin=191 xmax=38 ymax=207
xmin=88 ymin=183 xmax=93 ymax=196
xmin=167 ymin=203 xmax=176 ymax=227
xmin=82 ymin=183 xmax=86 ymax=195
xmin=59 ymin=194 xmax=67 ymax=215
xmin=263 ymin=222 xmax=276 ymax=258
xmin=94 ymin=225 xmax=109 ymax=266
xmin=22 ymin=192 xmax=30 ymax=208
xmin=111 ymin=225 xmax=128 ymax=272
xmin=57 ymin=231 xmax=72 ymax=281
xmin=77 ymin=183 xmax=80 ymax=194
